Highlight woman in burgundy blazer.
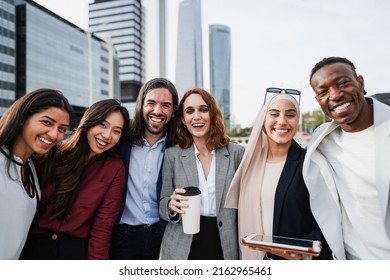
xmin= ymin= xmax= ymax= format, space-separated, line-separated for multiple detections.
xmin=21 ymin=99 xmax=130 ymax=260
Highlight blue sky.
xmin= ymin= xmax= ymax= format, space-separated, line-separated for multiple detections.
xmin=35 ymin=0 xmax=390 ymax=127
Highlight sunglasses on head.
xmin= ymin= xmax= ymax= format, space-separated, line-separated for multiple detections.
xmin=264 ymin=87 xmax=301 ymax=105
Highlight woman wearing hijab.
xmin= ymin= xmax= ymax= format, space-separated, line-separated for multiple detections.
xmin=225 ymin=90 xmax=332 ymax=260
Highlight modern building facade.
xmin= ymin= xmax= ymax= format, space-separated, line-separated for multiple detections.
xmin=100 ymin=34 xmax=121 ymax=100
xmin=15 ymin=0 xmax=118 ymax=123
xmin=209 ymin=24 xmax=231 ymax=129
xmin=143 ymin=0 xmax=166 ymax=80
xmin=175 ymin=0 xmax=203 ymax=97
xmin=157 ymin=0 xmax=166 ymax=78
xmin=89 ymin=0 xmax=144 ymax=110
xmin=0 ymin=0 xmax=16 ymax=116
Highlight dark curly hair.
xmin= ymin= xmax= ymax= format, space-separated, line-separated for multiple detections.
xmin=309 ymin=57 xmax=357 ymax=83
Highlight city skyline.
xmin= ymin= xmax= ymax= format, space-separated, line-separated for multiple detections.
xmin=89 ymin=0 xmax=144 ymax=106
xmin=34 ymin=0 xmax=390 ymax=127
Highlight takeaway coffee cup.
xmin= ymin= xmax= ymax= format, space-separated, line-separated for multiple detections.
xmin=181 ymin=186 xmax=201 ymax=234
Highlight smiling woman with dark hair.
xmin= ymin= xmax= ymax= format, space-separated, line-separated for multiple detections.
xmin=22 ymin=99 xmax=130 ymax=260
xmin=0 ymin=88 xmax=72 ymax=260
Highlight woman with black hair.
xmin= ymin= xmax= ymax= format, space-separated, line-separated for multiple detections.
xmin=0 ymin=88 xmax=72 ymax=259
xmin=22 ymin=99 xmax=130 ymax=260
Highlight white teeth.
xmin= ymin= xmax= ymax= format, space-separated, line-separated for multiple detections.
xmin=192 ymin=123 xmax=204 ymax=127
xmin=150 ymin=117 xmax=163 ymax=123
xmin=39 ymin=137 xmax=52 ymax=145
xmin=275 ymin=129 xmax=288 ymax=133
xmin=334 ymin=102 xmax=350 ymax=113
xmin=96 ymin=138 xmax=107 ymax=146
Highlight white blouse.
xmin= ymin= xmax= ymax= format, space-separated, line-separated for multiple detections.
xmin=0 ymin=149 xmax=40 ymax=259
xmin=194 ymin=144 xmax=217 ymax=217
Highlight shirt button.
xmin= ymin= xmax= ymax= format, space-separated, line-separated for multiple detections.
xmin=51 ymin=233 xmax=58 ymax=240
xmin=218 ymin=221 xmax=223 ymax=227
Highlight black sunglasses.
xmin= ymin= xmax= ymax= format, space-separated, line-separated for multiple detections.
xmin=264 ymin=87 xmax=301 ymax=105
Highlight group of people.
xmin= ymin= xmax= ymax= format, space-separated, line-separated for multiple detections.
xmin=0 ymin=57 xmax=389 ymax=260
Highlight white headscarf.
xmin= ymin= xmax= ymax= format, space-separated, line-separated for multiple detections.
xmin=225 ymin=93 xmax=299 ymax=259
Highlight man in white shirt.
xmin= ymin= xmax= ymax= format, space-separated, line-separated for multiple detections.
xmin=303 ymin=57 xmax=390 ymax=260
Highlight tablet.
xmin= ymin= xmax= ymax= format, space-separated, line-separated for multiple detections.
xmin=242 ymin=233 xmax=322 ymax=256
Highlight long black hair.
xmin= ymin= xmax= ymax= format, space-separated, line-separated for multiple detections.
xmin=0 ymin=88 xmax=73 ymax=176
xmin=43 ymin=99 xmax=130 ymax=220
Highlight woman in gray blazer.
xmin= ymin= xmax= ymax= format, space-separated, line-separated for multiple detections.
xmin=159 ymin=88 xmax=244 ymax=260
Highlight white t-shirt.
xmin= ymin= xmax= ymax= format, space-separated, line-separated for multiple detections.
xmin=319 ymin=126 xmax=390 ymax=259
xmin=0 ymin=151 xmax=40 ymax=259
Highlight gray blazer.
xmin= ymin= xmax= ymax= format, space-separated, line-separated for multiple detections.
xmin=159 ymin=142 xmax=245 ymax=259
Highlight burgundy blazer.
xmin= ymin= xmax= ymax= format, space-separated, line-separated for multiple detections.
xmin=33 ymin=156 xmax=125 ymax=259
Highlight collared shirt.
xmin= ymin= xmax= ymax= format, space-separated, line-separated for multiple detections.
xmin=194 ymin=144 xmax=217 ymax=217
xmin=120 ymin=136 xmax=166 ymax=226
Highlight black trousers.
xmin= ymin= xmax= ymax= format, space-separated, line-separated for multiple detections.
xmin=188 ymin=216 xmax=224 ymax=260
xmin=109 ymin=222 xmax=163 ymax=260
xmin=20 ymin=232 xmax=88 ymax=260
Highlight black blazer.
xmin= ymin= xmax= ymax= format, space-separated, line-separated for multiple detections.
xmin=270 ymin=140 xmax=332 ymax=259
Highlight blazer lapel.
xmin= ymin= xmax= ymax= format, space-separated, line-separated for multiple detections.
xmin=373 ymin=99 xmax=390 ymax=221
xmin=215 ymin=146 xmax=229 ymax=214
xmin=273 ymin=140 xmax=301 ymax=234
xmin=181 ymin=146 xmax=199 ymax=189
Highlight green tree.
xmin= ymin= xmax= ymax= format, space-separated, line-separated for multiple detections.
xmin=227 ymin=126 xmax=252 ymax=137
xmin=301 ymin=110 xmax=329 ymax=133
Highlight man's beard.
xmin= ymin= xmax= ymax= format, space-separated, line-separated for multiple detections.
xmin=143 ymin=117 xmax=167 ymax=135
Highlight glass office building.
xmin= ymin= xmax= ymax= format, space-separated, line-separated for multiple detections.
xmin=175 ymin=0 xmax=203 ymax=98
xmin=15 ymin=0 xmax=116 ymax=123
xmin=89 ymin=0 xmax=144 ymax=105
xmin=209 ymin=24 xmax=231 ymax=129
xmin=0 ymin=0 xmax=15 ymax=116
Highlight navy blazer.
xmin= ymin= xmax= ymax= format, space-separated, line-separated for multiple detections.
xmin=270 ymin=140 xmax=332 ymax=259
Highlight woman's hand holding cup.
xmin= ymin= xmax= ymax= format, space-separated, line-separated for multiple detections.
xmin=169 ymin=188 xmax=188 ymax=214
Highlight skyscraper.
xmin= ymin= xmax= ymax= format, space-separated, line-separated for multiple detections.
xmin=0 ymin=0 xmax=16 ymax=116
xmin=15 ymin=0 xmax=118 ymax=122
xmin=175 ymin=0 xmax=203 ymax=97
xmin=209 ymin=24 xmax=231 ymax=129
xmin=89 ymin=0 xmax=144 ymax=107
xmin=143 ymin=0 xmax=166 ymax=80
